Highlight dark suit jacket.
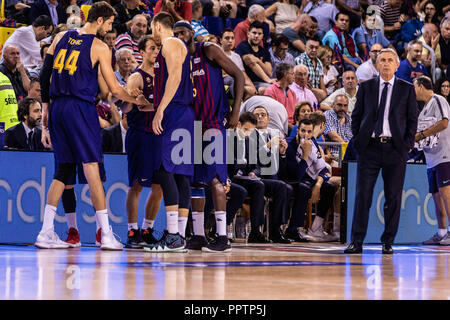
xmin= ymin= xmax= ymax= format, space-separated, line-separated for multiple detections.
xmin=351 ymin=76 xmax=419 ymax=156
xmin=227 ymin=134 xmax=259 ymax=178
xmin=29 ymin=0 xmax=67 ymax=26
xmin=102 ymin=123 xmax=124 ymax=153
xmin=4 ymin=123 xmax=46 ymax=151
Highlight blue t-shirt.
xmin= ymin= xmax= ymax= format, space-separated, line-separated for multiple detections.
xmin=352 ymin=25 xmax=390 ymax=50
xmin=395 ymin=58 xmax=428 ymax=84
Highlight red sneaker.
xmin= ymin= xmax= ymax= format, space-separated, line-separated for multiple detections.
xmin=65 ymin=227 xmax=81 ymax=247
xmin=95 ymin=228 xmax=102 ymax=246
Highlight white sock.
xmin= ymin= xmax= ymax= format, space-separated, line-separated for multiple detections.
xmin=178 ymin=217 xmax=188 ymax=237
xmin=96 ymin=209 xmax=110 ymax=232
xmin=167 ymin=211 xmax=178 ymax=234
xmin=66 ymin=212 xmax=77 ymax=230
xmin=333 ymin=213 xmax=340 ymax=233
xmin=438 ymin=228 xmax=447 ymax=237
xmin=215 ymin=211 xmax=227 ymax=236
xmin=128 ymin=222 xmax=138 ymax=231
xmin=142 ymin=218 xmax=154 ymax=230
xmin=311 ymin=216 xmax=324 ymax=232
xmin=42 ymin=204 xmax=57 ymax=232
xmin=192 ymin=212 xmax=205 ymax=236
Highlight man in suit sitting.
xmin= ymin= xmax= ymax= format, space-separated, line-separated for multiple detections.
xmin=4 ymin=97 xmax=45 ymax=150
xmin=345 ymin=48 xmax=419 ymax=254
xmin=102 ymin=115 xmax=127 ymax=153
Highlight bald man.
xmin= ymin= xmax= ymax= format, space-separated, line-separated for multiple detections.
xmin=114 ymin=14 xmax=148 ymax=64
xmin=0 ymin=45 xmax=30 ymax=100
xmin=282 ymin=13 xmax=313 ymax=58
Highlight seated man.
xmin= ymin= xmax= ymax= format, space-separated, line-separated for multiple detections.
xmin=356 ymin=43 xmax=382 ymax=83
xmin=236 ymin=21 xmax=274 ymax=94
xmin=0 ymin=45 xmax=31 ymax=101
xmin=269 ymin=34 xmax=295 ymax=79
xmin=4 ymin=97 xmax=45 ymax=151
xmin=280 ymin=118 xmax=336 ymax=242
xmin=321 ymin=69 xmax=358 ymax=114
xmin=26 ymin=77 xmax=41 ymax=100
xmin=228 ymin=112 xmax=269 ymax=243
xmin=395 ymin=40 xmax=429 ymax=84
xmin=281 ymin=13 xmax=312 ymax=59
xmin=289 ymin=64 xmax=319 ymax=111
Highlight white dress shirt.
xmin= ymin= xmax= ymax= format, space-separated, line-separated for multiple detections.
xmin=372 ymin=76 xmax=395 ymax=138
xmin=1 ymin=26 xmax=41 ymax=70
xmin=356 ymin=59 xmax=378 ymax=83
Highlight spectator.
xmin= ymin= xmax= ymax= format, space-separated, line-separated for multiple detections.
xmin=233 ymin=4 xmax=270 ymax=47
xmin=307 ymin=16 xmax=319 ymax=39
xmin=27 ymin=78 xmax=41 ymax=101
xmin=264 ymin=0 xmax=300 ymax=35
xmin=102 ymin=115 xmax=128 ymax=153
xmin=321 ymin=69 xmax=358 ymax=114
xmin=264 ymin=63 xmax=297 ymax=125
xmin=29 ymin=0 xmax=67 ymax=26
xmin=202 ymin=34 xmax=219 ymax=44
xmin=439 ymin=17 xmax=450 ymax=71
xmin=114 ymin=48 xmax=134 ymax=87
xmin=5 ymin=0 xmax=33 ymax=24
xmin=191 ymin=0 xmax=209 ymax=41
xmin=289 ymin=64 xmax=319 ymax=111
xmin=220 ymin=29 xmax=257 ymax=100
xmin=435 ymin=77 xmax=450 ymax=104
xmin=395 ymin=40 xmax=429 ymax=83
xmin=210 ymin=0 xmax=237 ymax=18
xmin=28 ymin=43 xmax=50 ymax=79
xmin=334 ymin=0 xmax=363 ymax=30
xmin=0 ymin=45 xmax=30 ymax=101
xmin=269 ymin=34 xmax=295 ymax=79
xmin=352 ymin=8 xmax=391 ymax=61
xmin=318 ymin=44 xmax=339 ymax=95
xmin=240 ymin=95 xmax=289 ymax=137
xmin=322 ymin=12 xmax=361 ymax=71
xmin=4 ymin=97 xmax=45 ymax=151
xmin=295 ymin=37 xmax=327 ymax=100
xmin=104 ymin=28 xmax=118 ymax=70
xmin=419 ymin=23 xmax=442 ymax=72
xmin=1 ymin=15 xmax=53 ymax=72
xmin=0 ymin=71 xmax=19 ymax=130
xmin=281 ymin=13 xmax=312 ymax=58
xmin=356 ymin=43 xmax=382 ymax=83
xmin=235 ymin=21 xmax=274 ymax=94
xmin=113 ymin=0 xmax=150 ymax=35
xmin=302 ymin=0 xmax=339 ymax=41
xmin=154 ymin=0 xmax=193 ymax=22
xmin=288 ymin=101 xmax=313 ymax=139
xmin=419 ymin=0 xmax=441 ymax=25
xmin=49 ymin=23 xmax=68 ymax=44
xmin=380 ymin=0 xmax=407 ymax=41
xmin=323 ymin=94 xmax=353 ymax=157
xmin=114 ymin=14 xmax=147 ymax=65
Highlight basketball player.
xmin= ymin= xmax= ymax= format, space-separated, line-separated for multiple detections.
xmin=121 ymin=35 xmax=163 ymax=248
xmin=173 ymin=21 xmax=244 ymax=252
xmin=35 ymin=1 xmax=150 ymax=250
xmin=144 ymin=12 xmax=195 ymax=252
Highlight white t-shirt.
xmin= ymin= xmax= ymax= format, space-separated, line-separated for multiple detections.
xmin=225 ymin=50 xmax=245 ymax=71
xmin=418 ymin=94 xmax=450 ymax=168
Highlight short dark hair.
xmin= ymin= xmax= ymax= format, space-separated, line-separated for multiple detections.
xmin=239 ymin=112 xmax=257 ymax=126
xmin=17 ymin=97 xmax=40 ymax=122
xmin=272 ymin=33 xmax=289 ymax=47
xmin=362 ymin=6 xmax=377 ymax=21
xmin=306 ymin=36 xmax=320 ymax=44
xmin=335 ymin=12 xmax=349 ymax=21
xmin=40 ymin=43 xmax=50 ymax=59
xmin=249 ymin=21 xmax=264 ymax=32
xmin=275 ymin=63 xmax=293 ymax=81
xmin=298 ymin=118 xmax=313 ymax=127
xmin=138 ymin=35 xmax=155 ymax=52
xmin=310 ymin=16 xmax=318 ymax=24
xmin=308 ymin=111 xmax=326 ymax=127
xmin=152 ymin=12 xmax=175 ymax=29
xmin=221 ymin=28 xmax=234 ymax=37
xmin=414 ymin=75 xmax=434 ymax=90
xmin=253 ymin=105 xmax=269 ymax=115
xmin=86 ymin=1 xmax=117 ymax=23
xmin=32 ymin=15 xmax=53 ymax=28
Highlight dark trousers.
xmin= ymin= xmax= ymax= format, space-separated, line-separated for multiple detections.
xmin=263 ymin=179 xmax=292 ymax=233
xmin=351 ymin=140 xmax=407 ymax=244
xmin=232 ymin=177 xmax=265 ymax=230
xmin=287 ymin=175 xmax=335 ymax=233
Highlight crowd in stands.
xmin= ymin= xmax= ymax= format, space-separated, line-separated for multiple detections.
xmin=1 ymin=0 xmax=450 ymax=244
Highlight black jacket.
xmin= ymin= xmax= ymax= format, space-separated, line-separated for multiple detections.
xmin=4 ymin=123 xmax=46 ymax=151
xmin=102 ymin=123 xmax=124 ymax=153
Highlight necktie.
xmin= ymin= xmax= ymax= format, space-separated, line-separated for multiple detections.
xmin=28 ymin=130 xmax=34 ymax=151
xmin=374 ymin=82 xmax=389 ymax=137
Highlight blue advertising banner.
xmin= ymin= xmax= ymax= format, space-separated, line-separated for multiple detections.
xmin=346 ymin=161 xmax=438 ymax=244
xmin=0 ymin=151 xmax=167 ymax=243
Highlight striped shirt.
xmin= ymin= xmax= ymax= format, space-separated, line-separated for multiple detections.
xmin=114 ymin=31 xmax=143 ymax=64
xmin=295 ymin=52 xmax=324 ymax=89
xmin=323 ymin=109 xmax=353 ymax=155
xmin=380 ymin=3 xmax=401 ymax=40
xmin=191 ymin=20 xmax=209 ymax=39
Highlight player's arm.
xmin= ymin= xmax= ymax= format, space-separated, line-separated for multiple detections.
xmin=121 ymin=72 xmax=144 ymax=114
xmin=152 ymin=38 xmax=186 ymax=135
xmin=205 ymin=43 xmax=244 ymax=128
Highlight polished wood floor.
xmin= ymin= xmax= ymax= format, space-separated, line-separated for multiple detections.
xmin=1 ymin=241 xmax=450 ymax=300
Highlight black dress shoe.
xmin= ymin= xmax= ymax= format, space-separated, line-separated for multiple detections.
xmin=382 ymin=243 xmax=393 ymax=254
xmin=285 ymin=230 xmax=308 ymax=242
xmin=344 ymin=242 xmax=363 ymax=254
xmin=247 ymin=231 xmax=271 ymax=243
xmin=269 ymin=232 xmax=292 ymax=244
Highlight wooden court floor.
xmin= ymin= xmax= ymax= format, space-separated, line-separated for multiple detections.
xmin=1 ymin=241 xmax=450 ymax=300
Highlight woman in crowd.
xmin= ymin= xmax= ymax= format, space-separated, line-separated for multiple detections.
xmin=318 ymin=45 xmax=339 ymax=96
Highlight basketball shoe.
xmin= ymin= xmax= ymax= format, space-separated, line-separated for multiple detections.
xmin=35 ymin=229 xmax=70 ymax=249
xmin=65 ymin=227 xmax=81 ymax=247
xmin=143 ymin=231 xmax=187 ymax=252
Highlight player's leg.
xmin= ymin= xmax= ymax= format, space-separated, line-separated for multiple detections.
xmin=141 ymin=184 xmax=162 ymax=245
xmin=82 ymin=162 xmax=122 ymax=251
xmin=125 ymin=180 xmax=146 ymax=248
xmin=175 ymin=174 xmax=191 ymax=239
xmin=436 ymin=185 xmax=450 ymax=245
xmin=186 ymin=187 xmax=209 ymax=250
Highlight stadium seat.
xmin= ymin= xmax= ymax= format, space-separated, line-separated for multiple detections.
xmin=80 ymin=5 xmax=91 ymax=22
xmin=225 ymin=17 xmax=244 ymax=30
xmin=0 ymin=27 xmax=15 ymax=46
xmin=202 ymin=16 xmax=224 ymax=37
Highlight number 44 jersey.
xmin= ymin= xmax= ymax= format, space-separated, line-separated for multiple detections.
xmin=50 ymin=30 xmax=99 ymax=104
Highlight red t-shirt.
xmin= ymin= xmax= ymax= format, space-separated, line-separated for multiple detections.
xmin=154 ymin=0 xmax=192 ymax=22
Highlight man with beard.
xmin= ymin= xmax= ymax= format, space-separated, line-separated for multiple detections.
xmin=114 ymin=14 xmax=148 ymax=64
xmin=35 ymin=1 xmax=149 ymax=250
xmin=4 ymin=97 xmax=45 ymax=150
xmin=395 ymin=40 xmax=429 ymax=84
xmin=173 ymin=20 xmax=244 ymax=252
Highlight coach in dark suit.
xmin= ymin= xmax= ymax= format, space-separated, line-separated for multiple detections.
xmin=345 ymin=48 xmax=419 ymax=254
xmin=102 ymin=117 xmax=127 ymax=153
xmin=29 ymin=0 xmax=67 ymax=27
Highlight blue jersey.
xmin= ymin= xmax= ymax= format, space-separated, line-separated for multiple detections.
xmin=192 ymin=42 xmax=230 ymax=130
xmin=50 ymin=30 xmax=99 ymax=103
xmin=153 ymin=37 xmax=193 ymax=108
xmin=127 ymin=68 xmax=155 ymax=133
